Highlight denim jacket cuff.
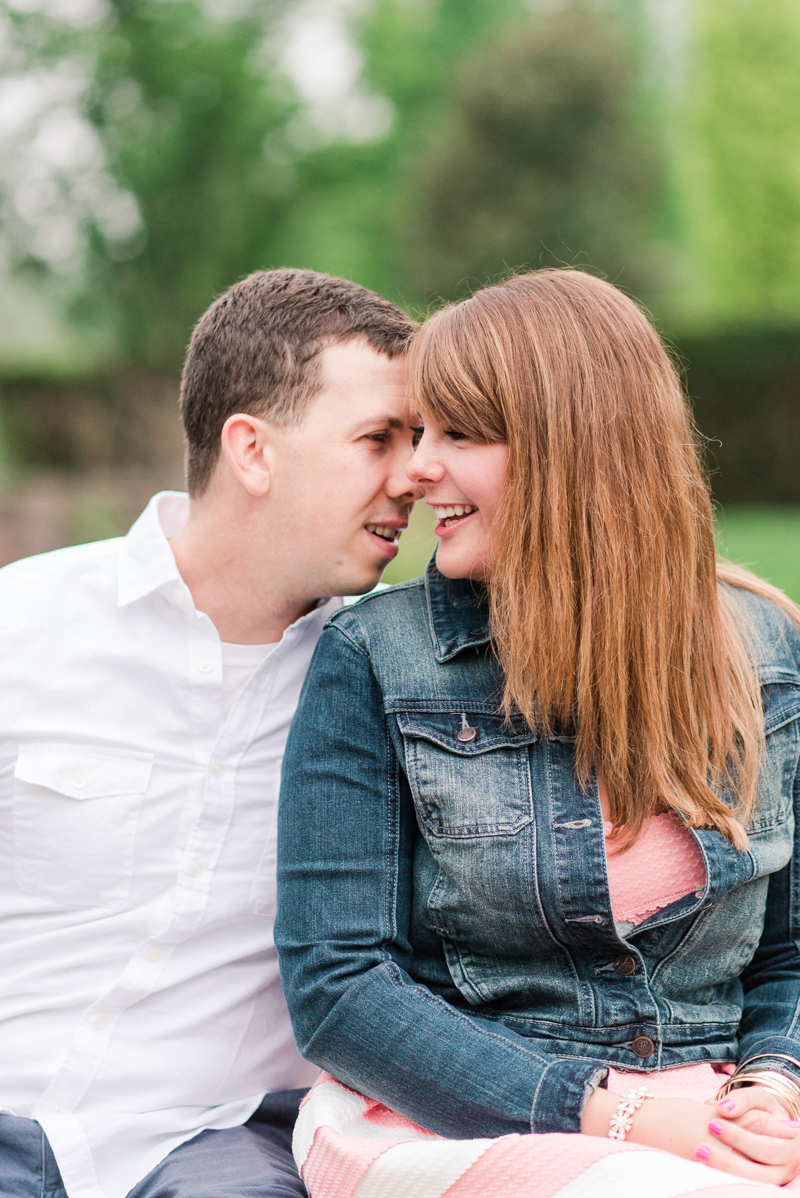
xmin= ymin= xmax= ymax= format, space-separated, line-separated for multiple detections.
xmin=737 ymin=1036 xmax=800 ymax=1087
xmin=530 ymin=1058 xmax=608 ymax=1133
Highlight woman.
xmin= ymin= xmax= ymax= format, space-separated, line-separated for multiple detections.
xmin=275 ymin=271 xmax=800 ymax=1195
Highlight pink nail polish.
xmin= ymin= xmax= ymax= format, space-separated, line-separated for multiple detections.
xmin=695 ymin=1145 xmax=712 ymax=1162
xmin=708 ymin=1120 xmax=724 ymax=1135
xmin=717 ymin=1099 xmax=735 ymax=1112
xmin=782 ymin=1120 xmax=800 ymax=1129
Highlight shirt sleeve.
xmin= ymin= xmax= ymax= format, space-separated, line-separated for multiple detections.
xmin=275 ymin=621 xmax=606 ymax=1138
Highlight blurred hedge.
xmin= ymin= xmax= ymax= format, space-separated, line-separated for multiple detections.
xmin=1 ymin=325 xmax=800 ymax=503
xmin=679 ymin=327 xmax=800 ymax=503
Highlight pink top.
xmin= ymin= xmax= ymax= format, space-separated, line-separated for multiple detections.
xmin=604 ymin=812 xmax=706 ymax=927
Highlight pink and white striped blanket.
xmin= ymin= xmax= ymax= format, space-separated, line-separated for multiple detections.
xmin=294 ymin=1067 xmax=800 ymax=1198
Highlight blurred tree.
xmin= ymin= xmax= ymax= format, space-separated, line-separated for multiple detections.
xmin=86 ymin=0 xmax=296 ymax=368
xmin=670 ymin=0 xmax=800 ymax=327
xmin=403 ymin=3 xmax=661 ymax=303
xmin=267 ymin=0 xmax=528 ymax=309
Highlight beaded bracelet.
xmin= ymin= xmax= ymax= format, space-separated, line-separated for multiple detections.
xmin=608 ymin=1086 xmax=652 ymax=1141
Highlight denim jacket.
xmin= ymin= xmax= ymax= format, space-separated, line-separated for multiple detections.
xmin=276 ymin=563 xmax=800 ymax=1138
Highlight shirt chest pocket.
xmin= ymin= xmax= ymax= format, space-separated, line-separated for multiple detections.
xmin=395 ymin=710 xmax=536 ymax=837
xmin=13 ymin=743 xmax=154 ymax=908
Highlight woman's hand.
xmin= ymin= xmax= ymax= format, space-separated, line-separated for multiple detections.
xmin=692 ymin=1086 xmax=800 ymax=1185
xmin=582 ymin=1085 xmax=800 ymax=1184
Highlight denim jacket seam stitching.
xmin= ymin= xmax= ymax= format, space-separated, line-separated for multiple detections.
xmin=530 ymin=745 xmax=584 ymax=986
xmin=324 ymin=620 xmax=371 ymax=660
xmin=406 ymin=971 xmax=561 ymax=1067
xmin=385 ymin=718 xmax=399 ymax=943
xmin=648 ymin=902 xmax=715 ymax=987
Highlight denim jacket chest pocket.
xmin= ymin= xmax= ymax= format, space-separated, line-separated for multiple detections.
xmin=394 ymin=709 xmax=537 ymax=838
xmin=393 ymin=707 xmax=569 ymax=1006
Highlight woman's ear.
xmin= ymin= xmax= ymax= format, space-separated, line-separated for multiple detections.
xmin=219 ymin=413 xmax=275 ymax=497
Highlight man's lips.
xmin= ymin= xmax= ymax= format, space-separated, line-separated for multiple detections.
xmin=364 ymin=521 xmax=406 ymax=557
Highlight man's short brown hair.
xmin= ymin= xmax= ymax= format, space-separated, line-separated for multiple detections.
xmin=180 ymin=268 xmax=419 ymax=495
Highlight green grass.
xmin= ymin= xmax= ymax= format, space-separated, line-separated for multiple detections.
xmin=382 ymin=501 xmax=437 ymax=585
xmin=384 ymin=503 xmax=800 ymax=605
xmin=715 ymin=506 xmax=800 ymax=603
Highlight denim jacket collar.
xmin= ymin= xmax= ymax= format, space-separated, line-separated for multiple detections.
xmin=425 ymin=559 xmax=492 ymax=662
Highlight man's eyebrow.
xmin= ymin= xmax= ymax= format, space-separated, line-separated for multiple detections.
xmin=349 ymin=416 xmax=407 ymax=432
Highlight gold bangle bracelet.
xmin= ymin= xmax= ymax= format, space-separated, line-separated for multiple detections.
xmin=716 ymin=1070 xmax=800 ymax=1121
xmin=735 ymin=1053 xmax=800 ymax=1078
xmin=715 ymin=1053 xmax=800 ymax=1106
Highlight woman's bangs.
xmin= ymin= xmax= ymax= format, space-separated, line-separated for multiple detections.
xmin=410 ymin=309 xmax=504 ymax=442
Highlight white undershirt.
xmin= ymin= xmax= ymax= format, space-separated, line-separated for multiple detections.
xmin=220 ymin=641 xmax=278 ymax=716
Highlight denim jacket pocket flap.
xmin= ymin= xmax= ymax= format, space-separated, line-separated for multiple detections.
xmin=394 ymin=710 xmax=536 ymax=756
xmin=395 ymin=709 xmax=535 ymax=837
xmin=761 ymin=678 xmax=800 ymax=736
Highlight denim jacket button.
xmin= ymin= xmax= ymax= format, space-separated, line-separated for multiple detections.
xmin=613 ymin=954 xmax=637 ymax=976
xmin=631 ymin=1036 xmax=655 ymax=1058
xmin=457 ymin=727 xmax=477 ymax=742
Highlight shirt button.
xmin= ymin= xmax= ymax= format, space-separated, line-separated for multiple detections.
xmin=71 ymin=774 xmax=86 ymax=790
xmin=93 ymin=1013 xmax=107 ymax=1030
xmin=631 ymin=1036 xmax=656 ymax=1058
xmin=613 ymin=954 xmax=637 ymax=976
xmin=146 ymin=946 xmax=161 ymax=962
xmin=43 ymin=1102 xmax=59 ymax=1114
xmin=198 ymin=661 xmax=212 ymax=674
xmin=173 ymin=590 xmax=185 ymax=605
xmin=187 ymin=861 xmax=202 ymax=877
xmin=211 ymin=761 xmax=224 ymax=778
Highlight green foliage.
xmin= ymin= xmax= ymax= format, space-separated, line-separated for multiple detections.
xmin=671 ymin=0 xmax=800 ymax=326
xmin=259 ymin=0 xmax=529 ymax=309
xmin=9 ymin=0 xmax=800 ymax=365
xmin=87 ymin=0 xmax=296 ymax=367
xmin=402 ymin=4 xmax=661 ymax=302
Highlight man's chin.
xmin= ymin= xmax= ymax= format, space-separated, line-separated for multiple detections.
xmin=330 ymin=561 xmax=387 ymax=600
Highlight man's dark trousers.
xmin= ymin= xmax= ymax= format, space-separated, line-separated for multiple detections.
xmin=0 ymin=1090 xmax=307 ymax=1198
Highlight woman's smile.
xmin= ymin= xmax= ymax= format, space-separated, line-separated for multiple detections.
xmin=431 ymin=503 xmax=478 ymax=535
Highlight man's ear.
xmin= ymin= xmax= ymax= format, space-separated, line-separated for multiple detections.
xmin=220 ymin=413 xmax=276 ymax=497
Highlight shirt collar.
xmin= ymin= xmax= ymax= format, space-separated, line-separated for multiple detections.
xmin=117 ymin=491 xmax=188 ymax=608
xmin=117 ymin=492 xmax=343 ymax=631
xmin=424 ymin=557 xmax=491 ymax=662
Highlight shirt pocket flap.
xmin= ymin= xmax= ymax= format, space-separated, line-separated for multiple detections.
xmin=14 ymin=743 xmax=154 ymax=800
xmin=394 ymin=709 xmax=537 ymax=755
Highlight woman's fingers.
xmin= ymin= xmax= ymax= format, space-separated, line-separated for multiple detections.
xmin=694 ymin=1140 xmax=790 ymax=1185
xmin=716 ymin=1086 xmax=793 ymax=1125
xmin=721 ymin=1107 xmax=799 ymax=1139
xmin=707 ymin=1117 xmax=800 ymax=1164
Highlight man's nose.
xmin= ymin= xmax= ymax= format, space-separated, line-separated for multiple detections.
xmin=387 ymin=440 xmax=425 ymax=499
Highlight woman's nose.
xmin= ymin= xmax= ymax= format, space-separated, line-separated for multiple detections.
xmin=407 ymin=441 xmax=445 ymax=486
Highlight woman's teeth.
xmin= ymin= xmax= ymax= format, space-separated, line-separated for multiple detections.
xmin=434 ymin=504 xmax=477 ymax=527
xmin=366 ymin=524 xmax=399 ymax=542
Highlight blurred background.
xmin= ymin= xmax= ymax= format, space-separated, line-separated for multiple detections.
xmin=0 ymin=0 xmax=799 ymax=596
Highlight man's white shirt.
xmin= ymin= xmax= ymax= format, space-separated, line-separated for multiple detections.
xmin=0 ymin=492 xmax=337 ymax=1198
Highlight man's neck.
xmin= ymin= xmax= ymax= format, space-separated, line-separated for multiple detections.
xmin=169 ymin=498 xmax=322 ymax=645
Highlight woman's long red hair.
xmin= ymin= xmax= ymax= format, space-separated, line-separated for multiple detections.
xmin=409 ymin=270 xmax=800 ymax=847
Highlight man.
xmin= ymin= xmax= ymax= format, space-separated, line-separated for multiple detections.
xmin=0 ymin=269 xmax=421 ymax=1198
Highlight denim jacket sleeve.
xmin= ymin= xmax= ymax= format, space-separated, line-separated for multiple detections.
xmin=275 ymin=621 xmax=606 ymax=1139
xmin=738 ymin=745 xmax=800 ymax=1083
